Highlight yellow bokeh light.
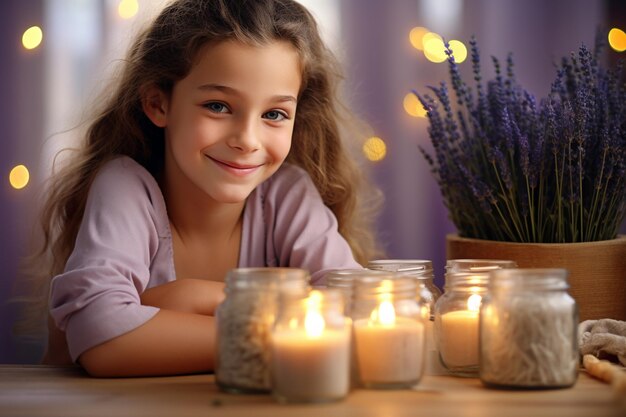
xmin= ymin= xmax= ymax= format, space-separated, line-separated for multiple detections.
xmin=448 ymin=40 xmax=467 ymax=63
xmin=118 ymin=0 xmax=139 ymax=19
xmin=403 ymin=93 xmax=427 ymax=118
xmin=608 ymin=28 xmax=626 ymax=52
xmin=9 ymin=165 xmax=30 ymax=190
xmin=409 ymin=26 xmax=429 ymax=50
xmin=363 ymin=137 xmax=387 ymax=162
xmin=423 ymin=37 xmax=447 ymax=63
xmin=422 ymin=32 xmax=442 ymax=45
xmin=22 ymin=26 xmax=43 ymax=50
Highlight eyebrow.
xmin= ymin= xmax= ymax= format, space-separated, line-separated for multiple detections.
xmin=197 ymin=83 xmax=298 ymax=103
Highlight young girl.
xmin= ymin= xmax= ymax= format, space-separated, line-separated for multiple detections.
xmin=35 ymin=0 xmax=379 ymax=377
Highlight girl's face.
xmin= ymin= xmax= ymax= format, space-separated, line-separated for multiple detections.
xmin=154 ymin=40 xmax=302 ymax=204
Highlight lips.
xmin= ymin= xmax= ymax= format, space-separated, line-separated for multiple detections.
xmin=207 ymin=155 xmax=262 ymax=176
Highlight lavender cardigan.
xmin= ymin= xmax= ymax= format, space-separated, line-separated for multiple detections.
xmin=49 ymin=156 xmax=361 ymax=361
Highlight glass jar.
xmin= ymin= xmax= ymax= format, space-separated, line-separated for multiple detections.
xmin=351 ymin=274 xmax=426 ymax=389
xmin=434 ymin=272 xmax=489 ymax=376
xmin=367 ymin=259 xmax=443 ymax=375
xmin=446 ymin=259 xmax=517 ymax=274
xmin=326 ymin=269 xmax=391 ymax=315
xmin=215 ymin=268 xmax=309 ymax=393
xmin=271 ymin=288 xmax=351 ymax=403
xmin=367 ymin=259 xmax=442 ymax=318
xmin=479 ymin=268 xmax=578 ymax=389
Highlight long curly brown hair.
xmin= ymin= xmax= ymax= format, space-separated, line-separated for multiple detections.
xmin=19 ymin=0 xmax=382 ymax=336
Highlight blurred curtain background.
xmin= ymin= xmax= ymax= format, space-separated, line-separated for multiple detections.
xmin=1 ymin=0 xmax=624 ymax=363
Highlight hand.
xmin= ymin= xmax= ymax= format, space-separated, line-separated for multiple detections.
xmin=140 ymin=279 xmax=225 ymax=316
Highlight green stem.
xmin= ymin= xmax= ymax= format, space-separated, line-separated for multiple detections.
xmin=492 ymin=162 xmax=525 ymax=241
xmin=554 ymin=152 xmax=564 ymax=242
xmin=491 ymin=201 xmax=518 ymax=241
xmin=567 ymin=141 xmax=577 ymax=241
xmin=537 ymin=175 xmax=545 ymax=242
xmin=526 ymin=176 xmax=536 ymax=241
xmin=578 ymin=146 xmax=584 ymax=242
xmin=587 ymin=149 xmax=607 ymax=241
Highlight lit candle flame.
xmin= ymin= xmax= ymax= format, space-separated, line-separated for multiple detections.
xmin=369 ymin=281 xmax=397 ymax=326
xmin=378 ymin=300 xmax=396 ymax=325
xmin=467 ymin=294 xmax=482 ymax=311
xmin=304 ymin=290 xmax=325 ymax=338
xmin=305 ymin=311 xmax=325 ymax=338
xmin=369 ymin=299 xmax=396 ymax=326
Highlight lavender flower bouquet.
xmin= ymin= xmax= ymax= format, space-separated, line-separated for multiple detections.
xmin=416 ymin=38 xmax=626 ymax=243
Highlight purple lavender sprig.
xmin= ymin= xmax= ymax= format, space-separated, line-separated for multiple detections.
xmin=415 ymin=39 xmax=626 ymax=243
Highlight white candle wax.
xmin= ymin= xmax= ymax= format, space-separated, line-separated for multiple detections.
xmin=353 ymin=317 xmax=424 ymax=385
xmin=271 ymin=328 xmax=350 ymax=401
xmin=439 ymin=310 xmax=479 ymax=368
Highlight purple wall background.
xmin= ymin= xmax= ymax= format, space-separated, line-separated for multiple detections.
xmin=1 ymin=0 xmax=45 ymax=364
xmin=1 ymin=0 xmax=624 ymax=364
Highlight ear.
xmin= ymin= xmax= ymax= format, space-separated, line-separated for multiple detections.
xmin=141 ymin=86 xmax=169 ymax=128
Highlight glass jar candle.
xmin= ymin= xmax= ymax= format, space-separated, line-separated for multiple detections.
xmin=446 ymin=259 xmax=517 ymax=274
xmin=480 ymin=268 xmax=578 ymax=389
xmin=271 ymin=288 xmax=351 ymax=403
xmin=367 ymin=259 xmax=442 ymax=375
xmin=352 ymin=275 xmax=426 ymax=389
xmin=215 ymin=268 xmax=309 ymax=393
xmin=434 ymin=272 xmax=489 ymax=376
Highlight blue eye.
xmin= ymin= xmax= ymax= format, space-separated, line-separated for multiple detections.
xmin=263 ymin=110 xmax=288 ymax=121
xmin=205 ymin=102 xmax=229 ymax=113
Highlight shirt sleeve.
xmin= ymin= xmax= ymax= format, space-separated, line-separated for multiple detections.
xmin=49 ymin=158 xmax=161 ymax=362
xmin=265 ymin=165 xmax=363 ymax=285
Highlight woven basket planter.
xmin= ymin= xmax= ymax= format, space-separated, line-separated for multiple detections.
xmin=446 ymin=234 xmax=626 ymax=321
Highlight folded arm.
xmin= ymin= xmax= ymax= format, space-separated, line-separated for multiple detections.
xmin=79 ymin=279 xmax=225 ymax=377
xmin=79 ymin=309 xmax=216 ymax=377
xmin=48 ymin=159 xmax=227 ymax=377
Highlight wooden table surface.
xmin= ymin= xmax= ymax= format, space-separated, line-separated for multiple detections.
xmin=0 ymin=365 xmax=624 ymax=417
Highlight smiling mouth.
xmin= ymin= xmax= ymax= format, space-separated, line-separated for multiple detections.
xmin=207 ymin=156 xmax=262 ymax=176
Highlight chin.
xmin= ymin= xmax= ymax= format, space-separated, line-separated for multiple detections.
xmin=213 ymin=189 xmax=253 ymax=204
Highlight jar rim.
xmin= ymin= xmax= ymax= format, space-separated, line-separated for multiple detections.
xmin=446 ymin=259 xmax=517 ymax=272
xmin=367 ymin=259 xmax=433 ymax=273
xmin=443 ymin=272 xmax=490 ymax=290
xmin=225 ymin=267 xmax=309 ymax=290
xmin=326 ymin=269 xmax=395 ymax=287
xmin=489 ymin=268 xmax=569 ymax=290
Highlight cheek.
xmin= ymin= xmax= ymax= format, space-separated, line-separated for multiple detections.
xmin=274 ymin=130 xmax=294 ymax=159
xmin=173 ymin=118 xmax=216 ymax=149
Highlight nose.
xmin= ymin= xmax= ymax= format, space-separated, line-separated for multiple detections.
xmin=227 ymin=115 xmax=260 ymax=153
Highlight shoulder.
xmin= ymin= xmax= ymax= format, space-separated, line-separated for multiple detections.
xmin=93 ymin=156 xmax=158 ymax=192
xmin=85 ymin=156 xmax=167 ymax=233
xmin=89 ymin=156 xmax=163 ymax=206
